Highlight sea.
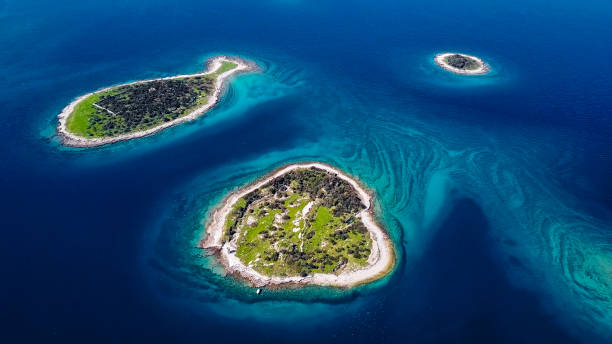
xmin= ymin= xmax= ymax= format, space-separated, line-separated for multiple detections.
xmin=0 ymin=0 xmax=611 ymax=342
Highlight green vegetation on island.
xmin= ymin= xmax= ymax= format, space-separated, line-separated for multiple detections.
xmin=444 ymin=54 xmax=480 ymax=70
xmin=224 ymin=167 xmax=372 ymax=278
xmin=65 ymin=61 xmax=238 ymax=138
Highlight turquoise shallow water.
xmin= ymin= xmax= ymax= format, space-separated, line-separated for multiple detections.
xmin=143 ymin=56 xmax=611 ymax=340
xmin=1 ymin=0 xmax=611 ymax=342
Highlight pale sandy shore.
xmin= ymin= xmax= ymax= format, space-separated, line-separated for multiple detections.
xmin=57 ymin=55 xmax=258 ymax=148
xmin=200 ymin=162 xmax=396 ymax=288
xmin=434 ymin=52 xmax=490 ymax=75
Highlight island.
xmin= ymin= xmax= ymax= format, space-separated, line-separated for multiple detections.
xmin=200 ymin=162 xmax=395 ymax=288
xmin=434 ymin=52 xmax=490 ymax=75
xmin=57 ymin=56 xmax=257 ymax=147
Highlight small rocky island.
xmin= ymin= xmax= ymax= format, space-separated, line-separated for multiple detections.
xmin=200 ymin=162 xmax=395 ymax=288
xmin=434 ymin=52 xmax=490 ymax=75
xmin=57 ymin=56 xmax=257 ymax=147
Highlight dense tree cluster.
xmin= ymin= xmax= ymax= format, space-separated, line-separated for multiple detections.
xmin=445 ymin=54 xmax=479 ymax=70
xmin=271 ymin=240 xmax=365 ymax=275
xmin=329 ymin=222 xmax=370 ymax=259
xmin=264 ymin=167 xmax=365 ymax=216
xmin=266 ymin=246 xmax=349 ymax=277
xmin=86 ymin=76 xmax=214 ymax=137
xmin=224 ymin=189 xmax=263 ymax=242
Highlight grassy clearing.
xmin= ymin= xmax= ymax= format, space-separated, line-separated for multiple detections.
xmin=66 ymin=93 xmax=101 ymax=137
xmin=236 ymin=209 xmax=280 ymax=264
xmin=231 ymin=177 xmax=372 ymax=277
xmin=212 ymin=61 xmax=238 ymax=76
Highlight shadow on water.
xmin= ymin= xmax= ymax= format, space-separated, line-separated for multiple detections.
xmin=379 ymin=198 xmax=579 ymax=343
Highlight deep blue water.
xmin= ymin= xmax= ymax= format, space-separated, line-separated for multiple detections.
xmin=1 ymin=0 xmax=611 ymax=342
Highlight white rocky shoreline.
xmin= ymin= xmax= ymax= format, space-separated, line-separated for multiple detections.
xmin=200 ymin=162 xmax=396 ymax=289
xmin=434 ymin=52 xmax=490 ymax=75
xmin=56 ymin=55 xmax=259 ymax=148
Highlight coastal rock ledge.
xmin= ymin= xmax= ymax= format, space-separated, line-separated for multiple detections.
xmin=200 ymin=162 xmax=396 ymax=288
xmin=434 ymin=52 xmax=490 ymax=75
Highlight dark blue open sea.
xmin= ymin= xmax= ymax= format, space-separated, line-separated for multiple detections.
xmin=1 ymin=0 xmax=611 ymax=342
